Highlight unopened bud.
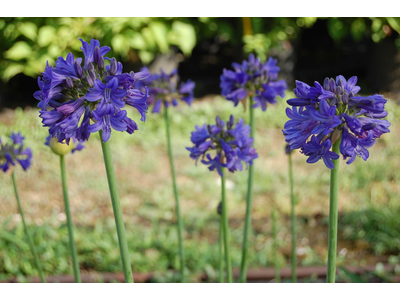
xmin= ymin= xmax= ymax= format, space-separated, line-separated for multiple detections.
xmin=93 ymin=47 xmax=101 ymax=65
xmin=342 ymin=91 xmax=349 ymax=105
xmin=98 ymin=57 xmax=104 ymax=71
xmin=49 ymin=137 xmax=75 ymax=156
xmin=110 ymin=58 xmax=117 ymax=75
xmin=89 ymin=70 xmax=96 ymax=81
xmin=87 ymin=63 xmax=95 ymax=72
xmin=74 ymin=62 xmax=82 ymax=78
xmin=66 ymin=77 xmax=74 ymax=89
xmin=86 ymin=76 xmax=94 ymax=87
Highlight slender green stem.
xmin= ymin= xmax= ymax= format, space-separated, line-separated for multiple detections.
xmin=220 ymin=168 xmax=233 ymax=283
xmin=164 ymin=107 xmax=186 ymax=283
xmin=327 ymin=136 xmax=342 ymax=283
xmin=99 ymin=131 xmax=133 ymax=283
xmin=272 ymin=205 xmax=280 ymax=283
xmin=239 ymin=96 xmax=255 ymax=283
xmin=60 ymin=155 xmax=81 ymax=283
xmin=289 ymin=152 xmax=297 ymax=283
xmin=218 ymin=215 xmax=224 ymax=283
xmin=11 ymin=172 xmax=46 ymax=283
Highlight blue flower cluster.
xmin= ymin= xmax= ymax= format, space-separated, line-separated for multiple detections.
xmin=34 ymin=39 xmax=150 ymax=143
xmin=0 ymin=132 xmax=32 ymax=172
xmin=136 ymin=67 xmax=195 ymax=113
xmin=45 ymin=135 xmax=85 ymax=154
xmin=220 ymin=54 xmax=287 ymax=111
xmin=283 ymin=76 xmax=391 ymax=169
xmin=187 ymin=115 xmax=258 ymax=176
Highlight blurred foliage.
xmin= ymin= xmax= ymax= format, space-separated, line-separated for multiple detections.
xmin=2 ymin=17 xmax=400 ymax=82
xmin=341 ymin=206 xmax=400 ymax=256
xmin=243 ymin=17 xmax=400 ymax=61
xmin=0 ymin=17 xmax=198 ymax=81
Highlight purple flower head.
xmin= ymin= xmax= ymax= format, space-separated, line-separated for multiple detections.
xmin=1 ymin=132 xmax=32 ymax=172
xmin=34 ymin=38 xmax=150 ymax=143
xmin=283 ymin=75 xmax=390 ymax=168
xmin=220 ymin=54 xmax=287 ymax=111
xmin=135 ymin=68 xmax=195 ymax=113
xmin=187 ymin=115 xmax=258 ymax=176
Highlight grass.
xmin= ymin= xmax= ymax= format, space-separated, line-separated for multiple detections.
xmin=1 ymin=93 xmax=400 ymax=281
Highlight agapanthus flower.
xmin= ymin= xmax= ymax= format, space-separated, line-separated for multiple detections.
xmin=135 ymin=67 xmax=195 ymax=113
xmin=187 ymin=115 xmax=258 ymax=176
xmin=220 ymin=54 xmax=287 ymax=111
xmin=0 ymin=132 xmax=32 ymax=172
xmin=34 ymin=39 xmax=150 ymax=143
xmin=283 ymin=75 xmax=391 ymax=169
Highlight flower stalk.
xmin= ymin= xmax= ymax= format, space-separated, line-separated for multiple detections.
xmin=220 ymin=168 xmax=233 ymax=283
xmin=11 ymin=171 xmax=46 ymax=283
xmin=99 ymin=131 xmax=133 ymax=283
xmin=164 ymin=106 xmax=186 ymax=283
xmin=272 ymin=205 xmax=280 ymax=283
xmin=327 ymin=136 xmax=341 ymax=283
xmin=288 ymin=150 xmax=297 ymax=283
xmin=60 ymin=155 xmax=81 ymax=283
xmin=239 ymin=96 xmax=255 ymax=283
xmin=218 ymin=216 xmax=224 ymax=283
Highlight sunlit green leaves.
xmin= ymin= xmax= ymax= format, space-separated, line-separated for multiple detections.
xmin=170 ymin=20 xmax=196 ymax=55
xmin=37 ymin=26 xmax=56 ymax=47
xmin=4 ymin=41 xmax=32 ymax=62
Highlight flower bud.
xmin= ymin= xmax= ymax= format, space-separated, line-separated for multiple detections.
xmin=89 ymin=69 xmax=96 ymax=81
xmin=110 ymin=58 xmax=117 ymax=75
xmin=66 ymin=77 xmax=74 ymax=89
xmin=323 ymin=77 xmax=329 ymax=90
xmin=93 ymin=46 xmax=101 ymax=65
xmin=86 ymin=76 xmax=94 ymax=87
xmin=74 ymin=62 xmax=82 ymax=78
xmin=49 ymin=137 xmax=75 ymax=156
xmin=98 ymin=57 xmax=105 ymax=71
xmin=342 ymin=91 xmax=349 ymax=105
xmin=87 ymin=62 xmax=95 ymax=72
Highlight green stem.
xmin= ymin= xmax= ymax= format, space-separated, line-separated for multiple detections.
xmin=239 ymin=96 xmax=255 ymax=283
xmin=218 ymin=215 xmax=224 ymax=283
xmin=11 ymin=172 xmax=46 ymax=283
xmin=60 ymin=155 xmax=81 ymax=283
xmin=220 ymin=168 xmax=233 ymax=283
xmin=164 ymin=107 xmax=186 ymax=283
xmin=289 ymin=151 xmax=297 ymax=283
xmin=327 ymin=136 xmax=341 ymax=283
xmin=272 ymin=205 xmax=280 ymax=283
xmin=99 ymin=131 xmax=133 ymax=283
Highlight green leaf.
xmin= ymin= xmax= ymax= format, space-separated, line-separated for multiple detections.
xmin=350 ymin=18 xmax=366 ymax=42
xmin=170 ymin=21 xmax=196 ymax=56
xmin=37 ymin=26 xmax=56 ymax=47
xmin=148 ymin=21 xmax=169 ymax=53
xmin=138 ymin=50 xmax=154 ymax=64
xmin=18 ymin=22 xmax=38 ymax=41
xmin=2 ymin=63 xmax=24 ymax=80
xmin=327 ymin=18 xmax=347 ymax=41
xmin=129 ymin=32 xmax=147 ymax=50
xmin=4 ymin=41 xmax=32 ymax=61
xmin=111 ymin=34 xmax=128 ymax=56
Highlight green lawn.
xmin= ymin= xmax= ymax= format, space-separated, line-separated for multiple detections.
xmin=1 ymin=93 xmax=400 ymax=282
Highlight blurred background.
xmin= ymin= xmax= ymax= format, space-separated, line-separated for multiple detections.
xmin=0 ymin=17 xmax=400 ymax=283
